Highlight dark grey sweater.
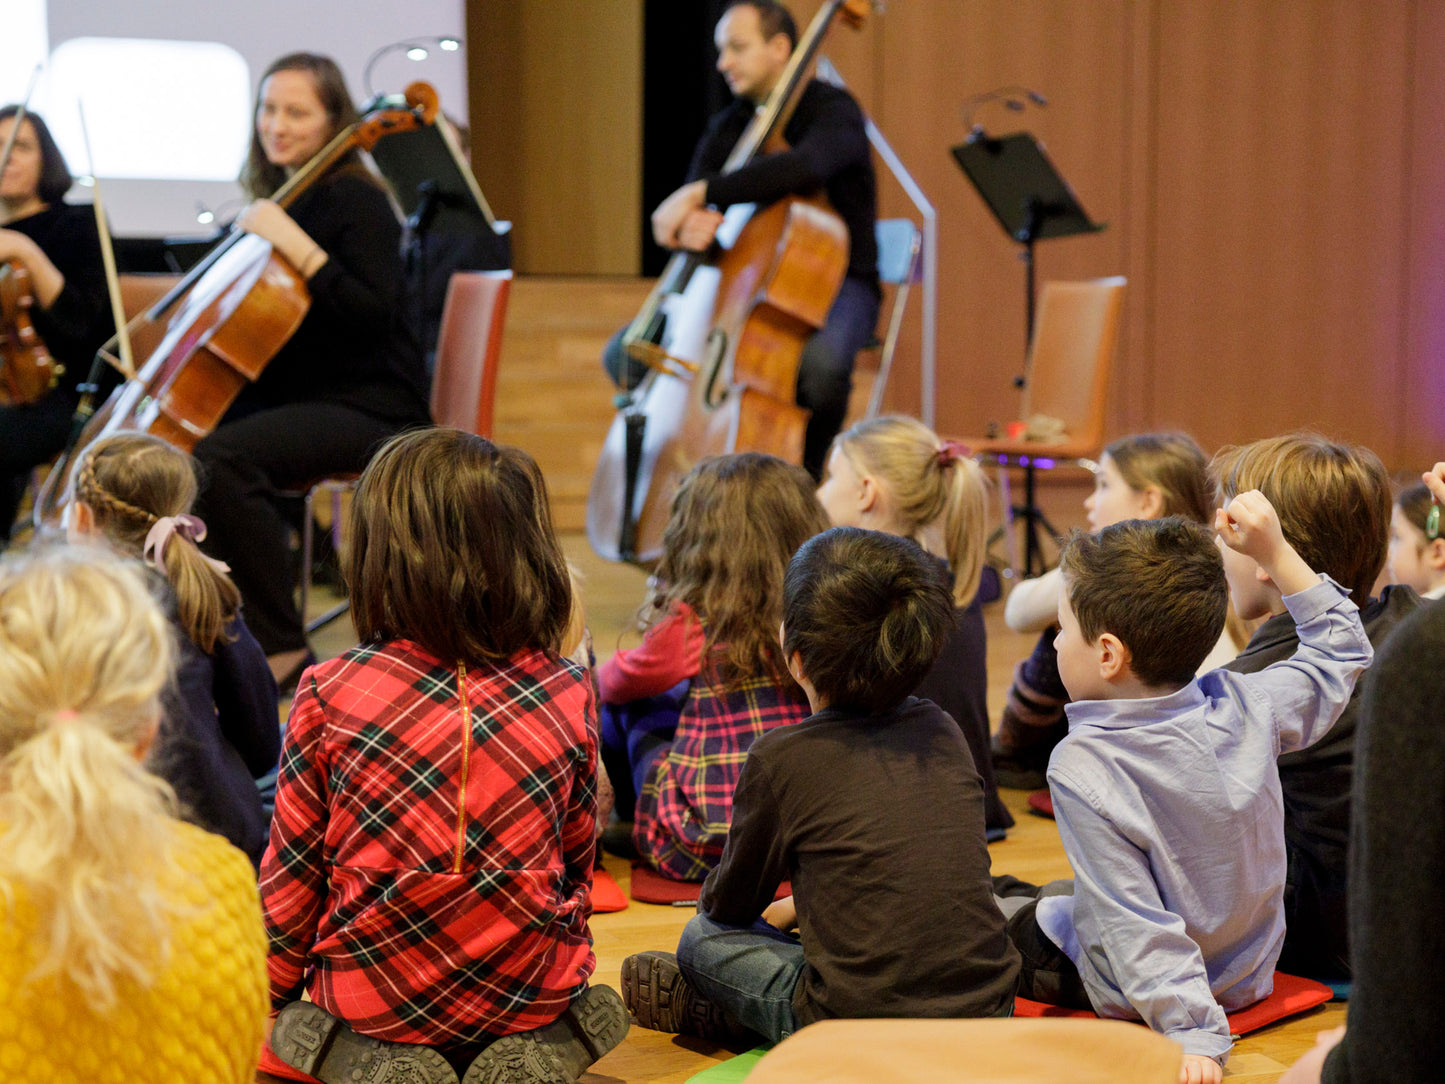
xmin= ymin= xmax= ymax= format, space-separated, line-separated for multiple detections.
xmin=1322 ymin=599 xmax=1445 ymax=1082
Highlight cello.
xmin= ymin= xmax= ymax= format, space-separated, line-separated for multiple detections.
xmin=34 ymin=82 xmax=438 ymax=524
xmin=587 ymin=0 xmax=869 ymax=565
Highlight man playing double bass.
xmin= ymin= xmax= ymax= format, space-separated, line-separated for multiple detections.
xmin=627 ymin=0 xmax=879 ymax=479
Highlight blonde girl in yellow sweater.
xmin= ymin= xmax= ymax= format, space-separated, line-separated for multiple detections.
xmin=0 ymin=545 xmax=268 ymax=1083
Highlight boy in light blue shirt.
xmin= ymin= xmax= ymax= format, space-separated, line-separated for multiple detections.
xmin=995 ymin=491 xmax=1371 ymax=1084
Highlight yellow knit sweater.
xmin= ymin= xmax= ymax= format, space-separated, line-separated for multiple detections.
xmin=0 ymin=820 xmax=268 ymax=1083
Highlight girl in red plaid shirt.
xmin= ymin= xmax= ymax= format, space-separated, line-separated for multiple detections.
xmin=261 ymin=429 xmax=627 ymax=1084
xmin=598 ymin=453 xmax=830 ymax=881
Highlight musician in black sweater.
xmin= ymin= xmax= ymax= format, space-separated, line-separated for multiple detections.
xmin=193 ymin=53 xmax=429 ymax=681
xmin=645 ymin=0 xmax=879 ymax=478
xmin=0 ymin=106 xmax=109 ymax=535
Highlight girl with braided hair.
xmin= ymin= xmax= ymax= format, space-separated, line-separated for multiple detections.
xmin=68 ymin=432 xmax=280 ymax=866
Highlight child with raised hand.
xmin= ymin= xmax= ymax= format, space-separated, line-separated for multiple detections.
xmin=993 ymin=432 xmax=1246 ymax=788
xmin=69 ymin=432 xmax=280 ymax=866
xmin=993 ymin=497 xmax=1371 ymax=1084
xmin=1214 ymin=433 xmax=1419 ymax=983
xmin=1388 ymin=480 xmax=1445 ymax=599
xmin=622 ymin=526 xmax=1019 ymax=1044
xmin=815 ymin=414 xmax=1012 ymax=835
xmin=0 ymin=545 xmax=268 ymax=1081
xmin=598 ymin=452 xmax=828 ymax=881
xmin=261 ymin=428 xmax=626 ymax=1084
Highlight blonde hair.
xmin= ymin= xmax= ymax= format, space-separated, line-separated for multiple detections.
xmin=833 ymin=415 xmax=988 ymax=607
xmin=0 ymin=545 xmax=180 ymax=1008
xmin=71 ymin=433 xmax=240 ymax=653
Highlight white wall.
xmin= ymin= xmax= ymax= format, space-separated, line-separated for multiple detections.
xmin=4 ymin=0 xmax=465 ymax=237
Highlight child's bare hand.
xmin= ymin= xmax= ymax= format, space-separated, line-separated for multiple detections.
xmin=1179 ymin=1053 xmax=1223 ymax=1084
xmin=1216 ymin=490 xmax=1318 ymax=597
xmin=762 ymin=894 xmax=797 ymax=932
xmin=1423 ymin=463 xmax=1445 ymax=506
xmin=1215 ymin=490 xmax=1285 ymax=562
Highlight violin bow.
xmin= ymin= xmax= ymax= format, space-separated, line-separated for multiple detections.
xmin=0 ymin=66 xmax=43 ymax=224
xmin=76 ymin=102 xmax=136 ymax=382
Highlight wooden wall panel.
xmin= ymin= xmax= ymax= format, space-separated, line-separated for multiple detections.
xmin=1148 ymin=3 xmax=1412 ymax=458
xmin=466 ymin=0 xmax=642 ymax=274
xmin=1402 ymin=1 xmax=1445 ymax=473
xmin=857 ymin=1 xmax=1135 ymax=439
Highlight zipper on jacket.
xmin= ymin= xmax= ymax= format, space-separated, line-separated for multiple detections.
xmin=453 ymin=661 xmax=471 ymax=873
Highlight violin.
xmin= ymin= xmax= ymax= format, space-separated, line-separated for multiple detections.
xmin=587 ymin=0 xmax=868 ymax=565
xmin=0 ymin=82 xmax=64 ymax=405
xmin=34 ymin=82 xmax=439 ymax=525
xmin=0 ymin=260 xmax=63 ymax=404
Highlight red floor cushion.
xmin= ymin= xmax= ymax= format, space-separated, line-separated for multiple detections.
xmin=1014 ymin=971 xmax=1333 ymax=1037
xmin=630 ymin=862 xmax=791 ymax=906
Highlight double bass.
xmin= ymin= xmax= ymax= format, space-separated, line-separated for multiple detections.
xmin=587 ymin=0 xmax=869 ymax=565
xmin=35 ymin=82 xmax=438 ymax=524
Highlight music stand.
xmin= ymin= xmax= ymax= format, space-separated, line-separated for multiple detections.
xmin=365 ymin=109 xmax=512 ymax=370
xmin=951 ymin=130 xmax=1103 ymax=370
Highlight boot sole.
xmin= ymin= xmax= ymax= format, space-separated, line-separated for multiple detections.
xmin=461 ymin=985 xmax=629 ymax=1084
xmin=270 ymin=1002 xmax=458 ymax=1084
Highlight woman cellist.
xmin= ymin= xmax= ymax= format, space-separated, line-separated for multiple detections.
xmin=194 ymin=52 xmax=430 ymax=686
xmin=0 ymin=105 xmax=109 ymax=535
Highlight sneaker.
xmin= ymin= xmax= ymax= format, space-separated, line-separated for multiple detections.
xmin=461 ymin=985 xmax=629 ymax=1084
xmin=619 ymin=950 xmax=750 ymax=1043
xmin=270 ymin=1002 xmax=459 ymax=1084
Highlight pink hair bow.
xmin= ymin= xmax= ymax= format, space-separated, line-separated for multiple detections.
xmin=143 ymin=514 xmax=231 ymax=575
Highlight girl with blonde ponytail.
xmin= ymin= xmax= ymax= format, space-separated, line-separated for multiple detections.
xmin=0 ymin=545 xmax=268 ymax=1081
xmin=67 ymin=432 xmax=280 ymax=865
xmin=816 ymin=414 xmax=1013 ymax=836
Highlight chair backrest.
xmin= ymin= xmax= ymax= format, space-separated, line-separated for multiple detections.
xmin=429 ymin=270 xmax=513 ymax=437
xmin=875 ymin=218 xmax=922 ymax=286
xmin=1021 ymin=276 xmax=1126 ymax=450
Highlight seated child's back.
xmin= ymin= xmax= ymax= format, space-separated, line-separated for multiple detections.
xmin=598 ymin=454 xmax=828 ymax=881
xmin=262 ymin=430 xmax=624 ymax=1084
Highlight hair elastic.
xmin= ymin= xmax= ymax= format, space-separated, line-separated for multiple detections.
xmin=143 ymin=514 xmax=232 ymax=575
xmin=936 ymin=439 xmax=972 ymax=467
xmin=53 ymin=709 xmax=79 ymax=723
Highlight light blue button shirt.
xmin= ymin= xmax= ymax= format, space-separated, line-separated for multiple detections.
xmin=1036 ymin=577 xmax=1372 ymax=1061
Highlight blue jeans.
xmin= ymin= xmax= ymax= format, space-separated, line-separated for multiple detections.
xmin=677 ymin=913 xmax=806 ymax=1045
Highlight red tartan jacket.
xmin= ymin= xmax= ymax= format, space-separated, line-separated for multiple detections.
xmin=259 ymin=639 xmax=598 ymax=1046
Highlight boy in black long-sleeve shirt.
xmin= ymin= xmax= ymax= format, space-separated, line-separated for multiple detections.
xmin=622 ymin=526 xmax=1019 ymax=1043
